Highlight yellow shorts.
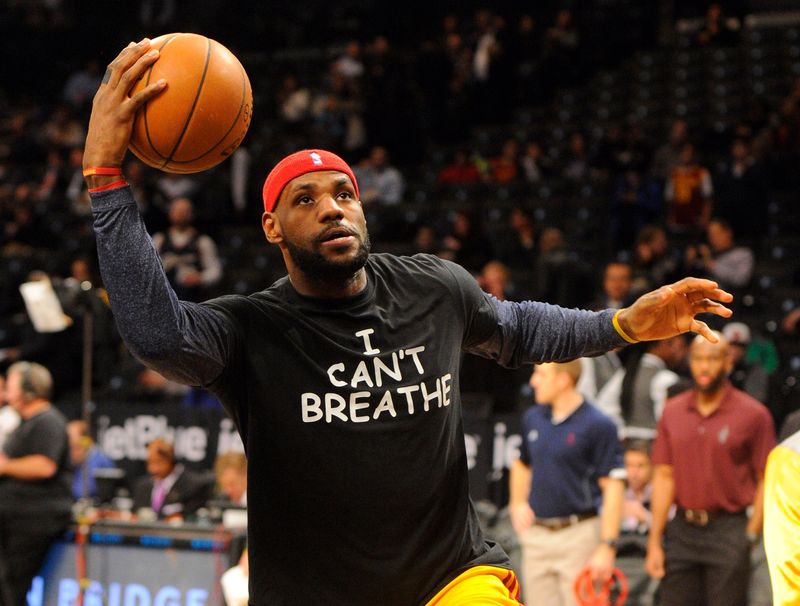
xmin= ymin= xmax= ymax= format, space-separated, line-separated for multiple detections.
xmin=426 ymin=565 xmax=523 ymax=606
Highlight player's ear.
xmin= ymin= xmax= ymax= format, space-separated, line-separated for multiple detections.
xmin=263 ymin=212 xmax=283 ymax=244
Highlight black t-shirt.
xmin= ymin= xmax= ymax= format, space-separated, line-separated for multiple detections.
xmin=205 ymin=254 xmax=508 ymax=605
xmin=0 ymin=406 xmax=73 ymax=514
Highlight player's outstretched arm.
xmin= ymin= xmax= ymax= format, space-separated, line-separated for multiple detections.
xmin=615 ymin=277 xmax=733 ymax=344
xmin=85 ymin=40 xmax=229 ymax=387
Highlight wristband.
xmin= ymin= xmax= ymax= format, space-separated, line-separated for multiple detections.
xmin=83 ymin=166 xmax=123 ymax=177
xmin=612 ymin=309 xmax=639 ymax=344
xmin=88 ymin=179 xmax=128 ymax=193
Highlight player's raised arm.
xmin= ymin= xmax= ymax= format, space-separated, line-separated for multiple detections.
xmin=85 ymin=40 xmax=229 ymax=387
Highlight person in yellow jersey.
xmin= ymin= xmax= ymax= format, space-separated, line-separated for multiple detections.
xmin=764 ymin=429 xmax=800 ymax=606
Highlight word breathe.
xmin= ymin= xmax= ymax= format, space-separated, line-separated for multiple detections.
xmin=301 ymin=329 xmax=452 ymax=424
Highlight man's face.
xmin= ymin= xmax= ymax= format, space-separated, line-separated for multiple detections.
xmin=529 ymin=364 xmax=563 ymax=406
xmin=218 ymin=468 xmax=247 ymax=503
xmin=604 ymin=263 xmax=632 ymax=301
xmin=689 ymin=339 xmax=732 ymax=394
xmin=624 ymin=449 xmax=652 ymax=493
xmin=146 ymin=445 xmax=174 ymax=480
xmin=265 ymin=171 xmax=370 ymax=283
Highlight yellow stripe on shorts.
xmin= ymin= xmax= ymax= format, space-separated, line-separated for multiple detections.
xmin=426 ymin=565 xmax=523 ymax=606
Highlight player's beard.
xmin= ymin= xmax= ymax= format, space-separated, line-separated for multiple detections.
xmin=284 ymin=231 xmax=371 ymax=284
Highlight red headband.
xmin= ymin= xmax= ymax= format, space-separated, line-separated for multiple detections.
xmin=262 ymin=149 xmax=359 ymax=213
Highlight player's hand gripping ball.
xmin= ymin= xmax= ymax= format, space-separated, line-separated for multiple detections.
xmin=128 ymin=33 xmax=252 ymax=173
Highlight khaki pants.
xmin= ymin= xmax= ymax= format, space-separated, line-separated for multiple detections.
xmin=518 ymin=517 xmax=601 ymax=606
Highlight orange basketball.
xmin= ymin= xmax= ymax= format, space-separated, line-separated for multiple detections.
xmin=128 ymin=33 xmax=253 ymax=174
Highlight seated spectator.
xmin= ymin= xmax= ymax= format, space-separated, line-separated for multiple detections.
xmin=651 ymin=119 xmax=688 ymax=182
xmin=276 ymin=74 xmax=311 ymax=127
xmin=685 ymin=218 xmax=754 ymax=290
xmin=722 ymin=322 xmax=769 ymax=404
xmin=561 ymin=131 xmax=592 ymax=181
xmin=333 ymin=40 xmax=364 ymax=81
xmin=67 ymin=419 xmax=116 ymax=502
xmin=616 ymin=439 xmax=660 ymax=606
xmin=214 ymin=451 xmax=247 ymax=507
xmin=152 ymin=197 xmax=222 ymax=302
xmin=440 ymin=210 xmax=494 ymax=273
xmin=437 ymin=149 xmax=480 ymax=184
xmin=534 ymin=227 xmax=592 ymax=308
xmin=631 ymin=225 xmax=681 ymax=293
xmin=520 ymin=141 xmax=552 ymax=183
xmin=713 ymin=138 xmax=766 ymax=243
xmin=591 ymin=261 xmax=635 ymax=311
xmin=488 ymin=139 xmax=521 ymax=183
xmin=695 ymin=3 xmax=739 ymax=47
xmin=611 ymin=170 xmax=662 ymax=253
xmin=132 ymin=438 xmax=212 ymax=521
xmin=664 ymin=142 xmax=713 ymax=233
xmin=412 ymin=223 xmax=440 ymax=255
xmin=354 ymin=146 xmax=405 ymax=207
xmin=477 ymin=260 xmax=513 ymax=301
xmin=496 ymin=206 xmax=537 ymax=272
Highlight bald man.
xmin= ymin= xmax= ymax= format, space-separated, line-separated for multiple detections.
xmin=645 ymin=334 xmax=775 ymax=606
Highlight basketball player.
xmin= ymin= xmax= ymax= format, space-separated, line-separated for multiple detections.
xmin=82 ymin=39 xmax=733 ymax=605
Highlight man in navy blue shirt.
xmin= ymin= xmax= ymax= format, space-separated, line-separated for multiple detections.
xmin=510 ymin=360 xmax=625 ymax=605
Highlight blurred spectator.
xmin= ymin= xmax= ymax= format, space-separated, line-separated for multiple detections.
xmin=41 ymin=105 xmax=85 ymax=150
xmin=440 ymin=210 xmax=494 ymax=273
xmin=354 ymin=146 xmax=405 ymax=207
xmin=152 ymin=197 xmax=222 ymax=302
xmin=616 ymin=439 xmax=660 ymax=606
xmin=333 ymin=40 xmax=364 ymax=81
xmin=651 ymin=119 xmax=689 ymax=182
xmin=534 ymin=227 xmax=591 ymax=308
xmin=577 ymin=351 xmax=623 ymax=407
xmin=496 ymin=206 xmax=537 ymax=273
xmin=695 ymin=3 xmax=740 ymax=47
xmin=0 ymin=375 xmax=19 ymax=452
xmin=591 ymin=261 xmax=635 ymax=311
xmin=412 ymin=224 xmax=440 ymax=255
xmin=477 ymin=260 xmax=512 ymax=301
xmin=214 ymin=451 xmax=247 ymax=507
xmin=437 ymin=149 xmax=480 ymax=185
xmin=155 ymin=172 xmax=198 ymax=203
xmin=520 ymin=141 xmax=552 ymax=183
xmin=510 ymin=361 xmax=625 ymax=605
xmin=67 ymin=418 xmax=116 ymax=502
xmin=645 ymin=334 xmax=775 ymax=606
xmin=0 ymin=362 xmax=72 ymax=605
xmin=713 ymin=138 xmax=767 ymax=242
xmin=722 ymin=322 xmax=769 ymax=404
xmin=541 ymin=9 xmax=581 ymax=91
xmin=664 ymin=142 xmax=713 ymax=233
xmin=685 ymin=219 xmax=754 ymax=290
xmin=62 ymin=59 xmax=103 ymax=109
xmin=561 ymin=132 xmax=592 ymax=181
xmin=611 ymin=170 xmax=663 ymax=253
xmin=488 ymin=139 xmax=520 ymax=183
xmin=276 ymin=74 xmax=311 ymax=127
xmin=595 ymin=336 xmax=687 ymax=439
xmin=631 ymin=225 xmax=681 ymax=292
xmin=511 ymin=14 xmax=542 ymax=105
xmin=132 ymin=438 xmax=212 ymax=522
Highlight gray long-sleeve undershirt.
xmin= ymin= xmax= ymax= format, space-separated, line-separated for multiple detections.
xmin=90 ymin=186 xmax=626 ymax=388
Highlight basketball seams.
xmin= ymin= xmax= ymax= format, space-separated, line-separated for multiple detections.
xmin=161 ymin=36 xmax=212 ymax=169
xmin=141 ymin=34 xmax=179 ymax=161
xmin=168 ymin=49 xmax=250 ymax=166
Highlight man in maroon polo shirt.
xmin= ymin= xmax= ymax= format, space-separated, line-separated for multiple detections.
xmin=645 ymin=332 xmax=775 ymax=606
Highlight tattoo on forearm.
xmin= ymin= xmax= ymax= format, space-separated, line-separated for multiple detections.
xmin=102 ymin=68 xmax=112 ymax=84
